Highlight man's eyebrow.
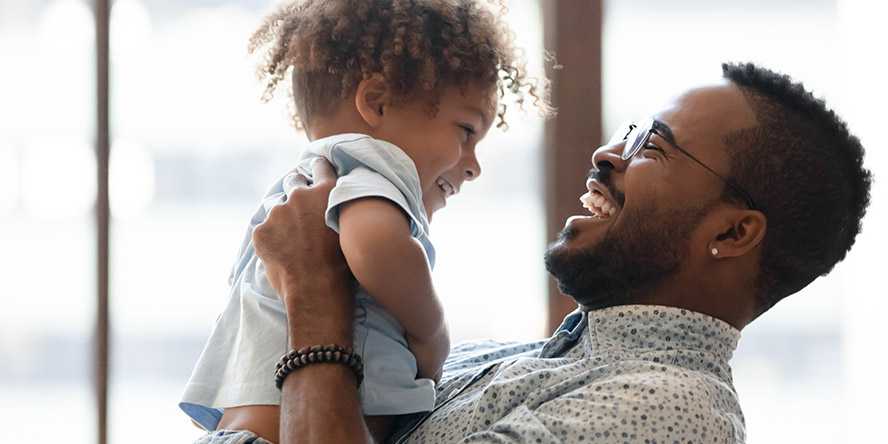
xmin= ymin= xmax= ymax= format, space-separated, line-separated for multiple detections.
xmin=652 ymin=119 xmax=677 ymax=144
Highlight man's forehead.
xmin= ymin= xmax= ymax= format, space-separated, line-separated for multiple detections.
xmin=652 ymin=81 xmax=758 ymax=143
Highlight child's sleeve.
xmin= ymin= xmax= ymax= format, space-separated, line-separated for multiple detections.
xmin=229 ymin=177 xmax=289 ymax=287
xmin=325 ymin=166 xmax=425 ymax=239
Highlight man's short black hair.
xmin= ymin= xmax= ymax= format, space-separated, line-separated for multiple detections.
xmin=720 ymin=62 xmax=872 ymax=314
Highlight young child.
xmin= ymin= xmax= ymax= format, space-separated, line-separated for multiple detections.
xmin=180 ymin=1 xmax=548 ymax=442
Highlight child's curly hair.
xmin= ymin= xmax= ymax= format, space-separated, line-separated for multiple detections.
xmin=249 ymin=0 xmax=551 ymax=130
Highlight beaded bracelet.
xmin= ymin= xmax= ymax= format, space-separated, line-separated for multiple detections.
xmin=274 ymin=344 xmax=364 ymax=390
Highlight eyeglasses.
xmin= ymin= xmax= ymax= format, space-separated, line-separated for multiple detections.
xmin=608 ymin=118 xmax=758 ymax=211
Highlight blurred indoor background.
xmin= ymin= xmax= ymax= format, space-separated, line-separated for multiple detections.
xmin=0 ymin=0 xmax=884 ymax=442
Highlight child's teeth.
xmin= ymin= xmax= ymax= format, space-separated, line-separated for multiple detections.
xmin=437 ymin=178 xmax=454 ymax=195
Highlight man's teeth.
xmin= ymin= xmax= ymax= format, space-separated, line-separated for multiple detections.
xmin=579 ymin=192 xmax=616 ymax=218
xmin=436 ymin=178 xmax=455 ymax=196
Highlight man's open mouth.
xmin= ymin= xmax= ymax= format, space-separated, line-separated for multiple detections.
xmin=579 ymin=178 xmax=620 ymax=220
xmin=580 ymin=190 xmax=616 ymax=219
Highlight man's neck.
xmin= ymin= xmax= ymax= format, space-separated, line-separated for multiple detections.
xmin=605 ymin=275 xmax=755 ymax=331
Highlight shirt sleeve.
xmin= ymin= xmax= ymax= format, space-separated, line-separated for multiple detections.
xmin=457 ymin=371 xmax=743 ymax=444
xmin=325 ymin=165 xmax=424 ymax=238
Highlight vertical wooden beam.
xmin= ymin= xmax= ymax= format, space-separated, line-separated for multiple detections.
xmin=542 ymin=0 xmax=603 ymax=333
xmin=94 ymin=0 xmax=111 ymax=443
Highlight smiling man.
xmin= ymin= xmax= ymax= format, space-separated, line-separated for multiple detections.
xmin=248 ymin=63 xmax=872 ymax=444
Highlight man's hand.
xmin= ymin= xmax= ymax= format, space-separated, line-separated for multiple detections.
xmin=251 ymin=159 xmax=354 ymax=348
xmin=252 ymin=159 xmax=373 ymax=444
xmin=252 ymin=159 xmax=348 ymax=300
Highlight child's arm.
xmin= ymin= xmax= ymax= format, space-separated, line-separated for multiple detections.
xmin=338 ymin=197 xmax=449 ymax=381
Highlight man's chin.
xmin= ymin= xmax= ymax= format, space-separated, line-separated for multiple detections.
xmin=547 ymin=219 xmax=605 ymax=257
xmin=555 ymin=214 xmax=618 ymax=252
xmin=544 ymin=236 xmax=576 ymax=270
xmin=546 ymin=274 xmax=629 ymax=313
xmin=545 ymin=243 xmax=593 ymax=293
xmin=544 ymin=238 xmax=633 ymax=309
xmin=552 ymin=220 xmax=589 ymax=244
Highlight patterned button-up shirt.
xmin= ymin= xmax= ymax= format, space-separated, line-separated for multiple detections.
xmin=390 ymin=305 xmax=745 ymax=443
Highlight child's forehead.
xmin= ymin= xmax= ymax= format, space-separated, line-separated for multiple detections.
xmin=440 ymin=84 xmax=498 ymax=122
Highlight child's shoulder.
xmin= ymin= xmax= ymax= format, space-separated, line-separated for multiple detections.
xmin=299 ymin=133 xmax=414 ymax=176
xmin=307 ymin=133 xmax=400 ymax=155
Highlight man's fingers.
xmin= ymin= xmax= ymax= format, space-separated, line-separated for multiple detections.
xmin=311 ymin=158 xmax=337 ymax=186
xmin=282 ymin=170 xmax=311 ymax=195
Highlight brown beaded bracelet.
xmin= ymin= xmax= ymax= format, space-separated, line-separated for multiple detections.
xmin=274 ymin=344 xmax=364 ymax=390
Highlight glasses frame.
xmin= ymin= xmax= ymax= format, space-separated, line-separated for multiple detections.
xmin=614 ymin=118 xmax=758 ymax=211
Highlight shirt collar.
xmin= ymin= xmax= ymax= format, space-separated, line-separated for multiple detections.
xmin=585 ymin=304 xmax=741 ymax=362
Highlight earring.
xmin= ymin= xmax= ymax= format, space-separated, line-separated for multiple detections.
xmin=711 ymin=247 xmax=719 ymax=256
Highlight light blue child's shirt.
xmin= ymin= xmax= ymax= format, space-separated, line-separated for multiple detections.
xmin=180 ymin=134 xmax=437 ymax=430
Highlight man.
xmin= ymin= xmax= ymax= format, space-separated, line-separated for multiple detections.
xmin=250 ymin=63 xmax=871 ymax=443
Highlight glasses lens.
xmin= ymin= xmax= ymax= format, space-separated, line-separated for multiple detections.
xmin=622 ymin=118 xmax=653 ymax=160
xmin=622 ymin=126 xmax=643 ymax=160
xmin=608 ymin=122 xmax=635 ymax=146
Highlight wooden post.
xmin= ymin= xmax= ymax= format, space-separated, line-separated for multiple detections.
xmin=542 ymin=0 xmax=603 ymax=333
xmin=94 ymin=0 xmax=111 ymax=443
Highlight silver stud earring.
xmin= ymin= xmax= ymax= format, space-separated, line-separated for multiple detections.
xmin=711 ymin=247 xmax=719 ymax=256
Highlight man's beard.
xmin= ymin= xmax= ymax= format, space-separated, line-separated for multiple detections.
xmin=544 ymin=201 xmax=712 ymax=310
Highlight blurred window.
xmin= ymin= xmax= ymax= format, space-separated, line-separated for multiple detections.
xmin=0 ymin=0 xmax=97 ymax=442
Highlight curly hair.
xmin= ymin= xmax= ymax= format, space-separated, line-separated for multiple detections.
xmin=248 ymin=0 xmax=551 ymax=130
xmin=720 ymin=62 xmax=872 ymax=314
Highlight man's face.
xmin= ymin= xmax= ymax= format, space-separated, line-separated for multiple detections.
xmin=544 ymin=81 xmax=758 ymax=309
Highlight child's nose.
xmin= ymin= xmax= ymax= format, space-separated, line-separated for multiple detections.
xmin=462 ymin=154 xmax=481 ymax=181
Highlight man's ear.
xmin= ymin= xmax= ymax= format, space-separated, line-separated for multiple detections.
xmin=355 ymin=75 xmax=389 ymax=128
xmin=709 ymin=208 xmax=767 ymax=259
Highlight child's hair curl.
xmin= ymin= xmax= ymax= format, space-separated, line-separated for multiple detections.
xmin=249 ymin=0 xmax=551 ymax=130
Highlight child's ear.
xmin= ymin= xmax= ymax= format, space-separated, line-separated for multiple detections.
xmin=355 ymin=75 xmax=389 ymax=128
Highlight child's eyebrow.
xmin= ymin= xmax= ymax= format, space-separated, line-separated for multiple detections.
xmin=462 ymin=105 xmax=492 ymax=129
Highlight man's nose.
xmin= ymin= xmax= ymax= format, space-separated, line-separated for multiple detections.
xmin=590 ymin=142 xmax=629 ymax=173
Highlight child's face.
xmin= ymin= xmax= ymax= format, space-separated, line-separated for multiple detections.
xmin=375 ymin=83 xmax=496 ymax=221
